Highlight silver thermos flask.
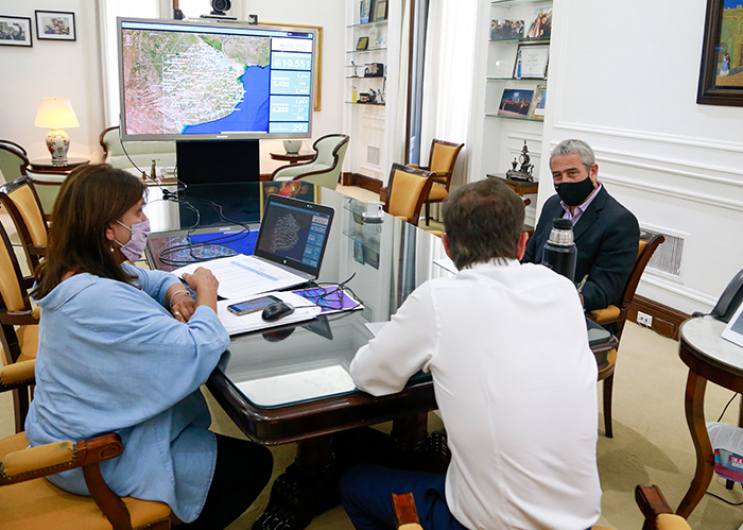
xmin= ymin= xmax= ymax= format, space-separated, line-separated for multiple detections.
xmin=542 ymin=218 xmax=577 ymax=280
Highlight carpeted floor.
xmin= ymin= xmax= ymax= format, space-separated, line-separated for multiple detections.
xmin=2 ymin=188 xmax=742 ymax=530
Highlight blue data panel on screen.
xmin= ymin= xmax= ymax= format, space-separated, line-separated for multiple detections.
xmin=271 ymin=71 xmax=312 ymax=95
xmin=270 ymin=96 xmax=311 ymax=122
xmin=269 ymin=122 xmax=310 ymax=134
xmin=271 ymin=51 xmax=312 ymax=71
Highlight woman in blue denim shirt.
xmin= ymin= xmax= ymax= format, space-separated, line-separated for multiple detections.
xmin=26 ymin=165 xmax=272 ymax=529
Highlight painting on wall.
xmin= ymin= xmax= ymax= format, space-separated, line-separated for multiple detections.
xmin=35 ymin=11 xmax=76 ymax=41
xmin=698 ymin=0 xmax=743 ymax=106
xmin=0 ymin=16 xmax=32 ymax=47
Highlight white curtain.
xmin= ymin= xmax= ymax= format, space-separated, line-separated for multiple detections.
xmin=420 ymin=0 xmax=478 ymax=187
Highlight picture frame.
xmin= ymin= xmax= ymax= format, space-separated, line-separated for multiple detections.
xmin=525 ymin=7 xmax=552 ymax=40
xmin=353 ymin=241 xmax=366 ymax=265
xmin=356 ymin=36 xmax=369 ymax=51
xmin=491 ymin=19 xmax=524 ymax=41
xmin=35 ymin=10 xmax=76 ymax=41
xmin=0 ymin=16 xmax=32 ymax=47
xmin=372 ymin=0 xmax=389 ymax=22
xmin=498 ymin=88 xmax=534 ymax=119
xmin=264 ymin=22 xmax=324 ymax=111
xmin=530 ymin=85 xmax=547 ymax=121
xmin=360 ymin=0 xmax=371 ymax=24
xmin=366 ymin=247 xmax=380 ymax=269
xmin=514 ymin=43 xmax=550 ymax=79
xmin=697 ymin=0 xmax=743 ymax=106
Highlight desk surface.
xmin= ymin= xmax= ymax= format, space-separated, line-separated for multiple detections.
xmin=145 ymin=183 xmax=616 ymax=445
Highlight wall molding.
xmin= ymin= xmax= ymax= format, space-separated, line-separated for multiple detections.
xmin=600 ymin=172 xmax=743 ymax=213
xmin=553 ymin=121 xmax=743 ymax=154
xmin=345 ymin=172 xmax=383 ymax=194
xmin=629 ymin=295 xmax=690 ymax=341
xmin=640 ymin=275 xmax=718 ymax=308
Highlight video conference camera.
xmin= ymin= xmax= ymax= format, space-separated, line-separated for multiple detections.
xmin=211 ymin=0 xmax=231 ymax=16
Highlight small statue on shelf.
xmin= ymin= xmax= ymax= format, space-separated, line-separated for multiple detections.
xmin=506 ymin=140 xmax=534 ymax=182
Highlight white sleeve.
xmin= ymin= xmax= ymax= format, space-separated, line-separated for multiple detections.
xmin=350 ymin=282 xmax=437 ymax=396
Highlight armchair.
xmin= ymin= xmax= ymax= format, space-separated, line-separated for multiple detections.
xmin=271 ymin=134 xmax=350 ymax=190
xmin=0 ymin=176 xmax=49 ymax=275
xmin=0 ymin=140 xmax=30 ymax=183
xmin=0 ymin=220 xmax=39 ymax=432
xmin=0 ymin=362 xmax=172 ymax=530
xmin=100 ymin=126 xmax=177 ymax=170
xmin=408 ymin=139 xmax=464 ymax=226
xmin=589 ymin=233 xmax=665 ymax=438
xmin=384 ymin=164 xmax=435 ymax=227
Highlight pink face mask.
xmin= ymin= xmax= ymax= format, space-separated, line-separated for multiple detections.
xmin=114 ymin=219 xmax=151 ymax=262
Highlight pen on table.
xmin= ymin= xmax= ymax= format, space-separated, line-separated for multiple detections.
xmin=576 ymin=274 xmax=588 ymax=294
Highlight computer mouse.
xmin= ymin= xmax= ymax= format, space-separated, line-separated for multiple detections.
xmin=261 ymin=302 xmax=295 ymax=322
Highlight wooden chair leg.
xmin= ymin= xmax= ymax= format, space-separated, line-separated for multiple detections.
xmin=12 ymin=387 xmax=29 ymax=433
xmin=425 ymin=202 xmax=431 ymax=226
xmin=603 ymin=373 xmax=614 ymax=438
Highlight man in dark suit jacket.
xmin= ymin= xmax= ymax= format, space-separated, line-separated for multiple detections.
xmin=522 ymin=139 xmax=640 ymax=312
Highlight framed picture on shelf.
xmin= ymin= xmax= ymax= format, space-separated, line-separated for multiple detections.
xmin=35 ymin=10 xmax=76 ymax=41
xmin=697 ymin=0 xmax=743 ymax=106
xmin=372 ymin=0 xmax=388 ymax=22
xmin=498 ymin=88 xmax=534 ymax=119
xmin=360 ymin=0 xmax=371 ymax=24
xmin=525 ymin=7 xmax=552 ymax=39
xmin=356 ymin=36 xmax=369 ymax=51
xmin=0 ymin=16 xmax=32 ymax=47
xmin=514 ymin=43 xmax=550 ymax=79
xmin=366 ymin=247 xmax=380 ymax=269
xmin=530 ymin=85 xmax=547 ymax=121
xmin=491 ymin=19 xmax=524 ymax=41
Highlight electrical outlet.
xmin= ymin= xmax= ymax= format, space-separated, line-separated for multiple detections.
xmin=637 ymin=311 xmax=653 ymax=328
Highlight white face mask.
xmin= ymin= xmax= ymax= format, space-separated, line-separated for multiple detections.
xmin=114 ymin=219 xmax=151 ymax=262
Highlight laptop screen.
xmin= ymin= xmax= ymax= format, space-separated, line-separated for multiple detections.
xmin=254 ymin=194 xmax=334 ymax=277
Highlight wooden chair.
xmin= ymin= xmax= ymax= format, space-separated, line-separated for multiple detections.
xmin=589 ymin=233 xmax=665 ymax=438
xmin=0 ymin=220 xmax=39 ymax=432
xmin=0 ymin=141 xmax=65 ymax=218
xmin=383 ymin=163 xmax=435 ymax=227
xmin=392 ymin=485 xmax=691 ymax=530
xmin=0 ymin=176 xmax=49 ymax=275
xmin=100 ymin=126 xmax=177 ymax=170
xmin=408 ymin=139 xmax=464 ymax=226
xmin=271 ymin=134 xmax=350 ymax=190
xmin=0 ymin=363 xmax=172 ymax=530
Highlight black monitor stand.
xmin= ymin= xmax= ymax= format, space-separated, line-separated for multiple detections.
xmin=176 ymin=139 xmax=260 ymax=186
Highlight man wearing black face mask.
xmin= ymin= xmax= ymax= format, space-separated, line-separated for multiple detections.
xmin=522 ymin=139 xmax=639 ymax=312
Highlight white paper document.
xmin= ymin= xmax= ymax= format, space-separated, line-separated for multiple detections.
xmin=235 ymin=364 xmax=356 ymax=407
xmin=708 ymin=422 xmax=743 ymax=454
xmin=217 ymin=291 xmax=322 ymax=336
xmin=172 ymin=254 xmax=309 ymax=301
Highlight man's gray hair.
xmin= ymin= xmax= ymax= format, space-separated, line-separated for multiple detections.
xmin=550 ymin=139 xmax=595 ymax=173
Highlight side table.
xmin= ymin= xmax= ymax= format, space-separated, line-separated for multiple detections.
xmin=486 ymin=174 xmax=538 ymax=206
xmin=675 ymin=315 xmax=743 ymax=518
xmin=30 ymin=157 xmax=90 ymax=174
xmin=270 ymin=152 xmax=315 ymax=165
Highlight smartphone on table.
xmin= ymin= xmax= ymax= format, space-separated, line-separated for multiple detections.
xmin=227 ymin=295 xmax=281 ymax=316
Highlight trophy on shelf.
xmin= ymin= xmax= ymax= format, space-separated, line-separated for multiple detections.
xmin=506 ymin=140 xmax=535 ymax=182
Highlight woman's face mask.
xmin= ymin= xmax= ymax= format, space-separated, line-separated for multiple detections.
xmin=114 ymin=219 xmax=151 ymax=262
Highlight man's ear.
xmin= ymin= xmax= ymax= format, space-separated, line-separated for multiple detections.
xmin=517 ymin=231 xmax=529 ymax=261
xmin=589 ymin=163 xmax=599 ymax=186
xmin=442 ymin=233 xmax=452 ymax=260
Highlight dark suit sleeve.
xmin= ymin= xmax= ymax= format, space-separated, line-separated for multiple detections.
xmin=580 ymin=210 xmax=640 ymax=312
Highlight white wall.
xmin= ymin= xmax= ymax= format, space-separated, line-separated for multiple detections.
xmin=0 ymin=0 xmax=346 ymax=177
xmin=536 ymin=0 xmax=743 ymax=315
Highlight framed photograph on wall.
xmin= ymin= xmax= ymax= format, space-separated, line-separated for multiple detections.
xmin=697 ymin=0 xmax=743 ymax=106
xmin=530 ymin=85 xmax=547 ymax=120
xmin=498 ymin=88 xmax=534 ymax=119
xmin=514 ymin=43 xmax=550 ymax=79
xmin=35 ymin=10 xmax=76 ymax=41
xmin=0 ymin=16 xmax=32 ymax=47
xmin=490 ymin=19 xmax=524 ymax=41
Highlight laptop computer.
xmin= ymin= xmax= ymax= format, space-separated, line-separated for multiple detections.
xmin=173 ymin=194 xmax=334 ymax=301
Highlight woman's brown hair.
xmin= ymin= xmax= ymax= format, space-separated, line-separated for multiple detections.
xmin=33 ymin=164 xmax=146 ymax=299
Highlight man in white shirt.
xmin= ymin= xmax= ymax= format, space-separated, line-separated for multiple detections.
xmin=340 ymin=179 xmax=602 ymax=530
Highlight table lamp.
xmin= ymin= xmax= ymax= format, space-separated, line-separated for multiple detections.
xmin=34 ymin=98 xmax=80 ymax=167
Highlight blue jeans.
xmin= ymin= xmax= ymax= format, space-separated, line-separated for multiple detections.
xmin=339 ymin=464 xmax=469 ymax=530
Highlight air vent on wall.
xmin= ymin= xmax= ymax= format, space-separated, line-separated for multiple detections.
xmin=643 ymin=229 xmax=684 ymax=278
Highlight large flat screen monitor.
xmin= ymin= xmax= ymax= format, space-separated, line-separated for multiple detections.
xmin=118 ymin=18 xmax=316 ymax=141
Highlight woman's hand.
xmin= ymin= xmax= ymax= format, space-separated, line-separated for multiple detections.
xmin=171 ymin=297 xmax=197 ymax=323
xmin=182 ymin=268 xmax=219 ymax=313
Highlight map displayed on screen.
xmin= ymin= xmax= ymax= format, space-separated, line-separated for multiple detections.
xmin=119 ymin=20 xmax=314 ymax=138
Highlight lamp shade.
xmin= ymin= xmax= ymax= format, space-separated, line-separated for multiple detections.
xmin=34 ymin=98 xmax=80 ymax=129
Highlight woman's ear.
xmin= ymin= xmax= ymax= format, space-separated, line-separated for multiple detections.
xmin=105 ymin=224 xmax=116 ymax=242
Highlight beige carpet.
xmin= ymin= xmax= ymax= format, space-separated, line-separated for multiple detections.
xmin=2 ymin=190 xmax=742 ymax=529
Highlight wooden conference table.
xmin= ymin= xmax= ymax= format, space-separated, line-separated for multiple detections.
xmin=675 ymin=316 xmax=743 ymax=517
xmin=144 ymin=181 xmax=618 ymax=530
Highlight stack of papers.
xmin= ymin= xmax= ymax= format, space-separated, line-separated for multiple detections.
xmin=217 ymin=291 xmax=321 ymax=336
